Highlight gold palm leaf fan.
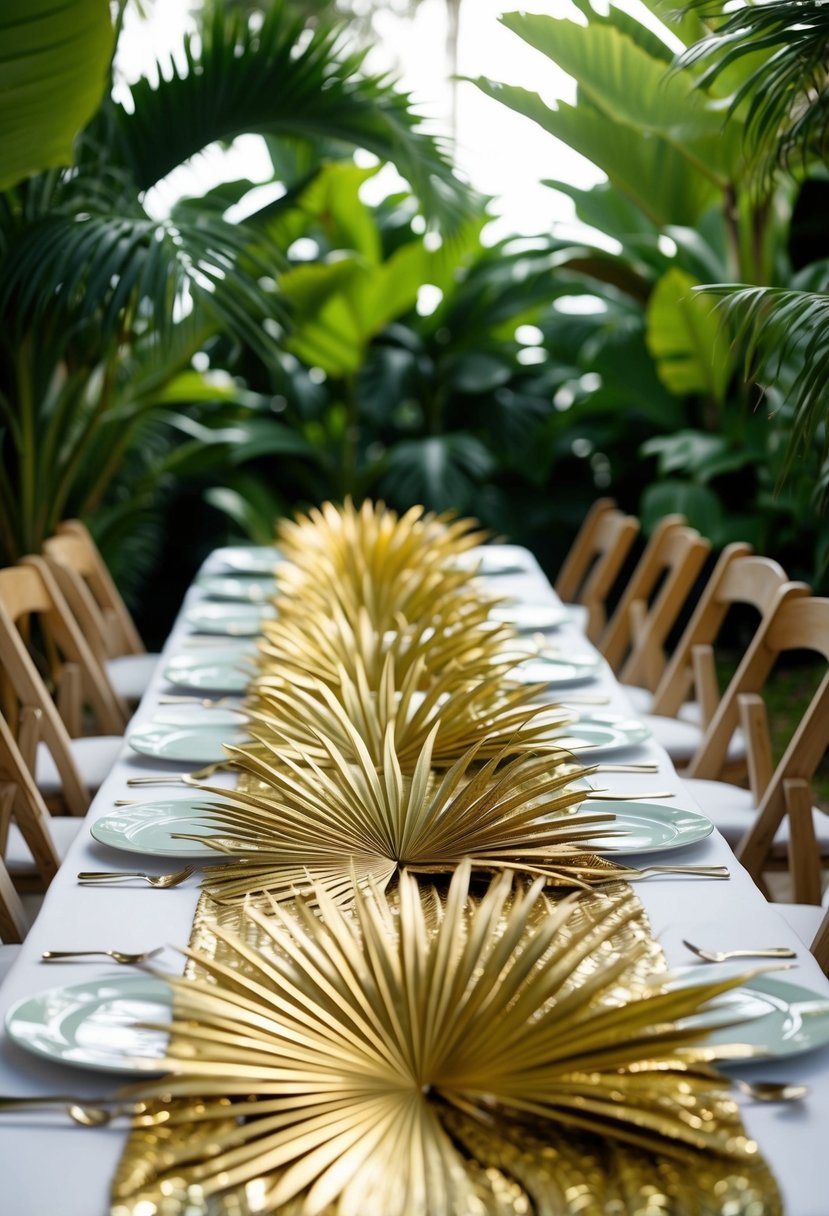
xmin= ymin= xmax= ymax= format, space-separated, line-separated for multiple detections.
xmin=253 ymin=598 xmax=522 ymax=696
xmin=275 ymin=499 xmax=491 ymax=632
xmin=244 ymin=652 xmax=572 ymax=770
xmin=118 ymin=864 xmax=776 ymax=1216
xmin=189 ymin=726 xmax=619 ymax=905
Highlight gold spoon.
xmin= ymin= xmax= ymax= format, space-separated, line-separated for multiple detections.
xmin=0 ymin=1096 xmax=139 ymax=1126
xmin=734 ymin=1078 xmax=809 ymax=1102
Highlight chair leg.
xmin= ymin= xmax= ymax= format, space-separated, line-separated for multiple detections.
xmin=811 ymin=911 xmax=829 ymax=976
xmin=56 ymin=662 xmax=82 ymax=738
xmin=785 ymin=779 xmax=823 ymax=905
xmin=0 ymin=787 xmax=28 ymax=942
xmin=739 ymin=693 xmax=774 ymax=802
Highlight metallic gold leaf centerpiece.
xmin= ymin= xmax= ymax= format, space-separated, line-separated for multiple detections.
xmin=190 ymin=724 xmax=620 ymax=904
xmin=274 ymin=499 xmax=490 ymax=634
xmin=116 ymin=864 xmax=778 ymax=1216
xmin=243 ymin=655 xmax=572 ymax=770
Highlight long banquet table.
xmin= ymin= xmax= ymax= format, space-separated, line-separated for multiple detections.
xmin=0 ymin=543 xmax=827 ymax=1216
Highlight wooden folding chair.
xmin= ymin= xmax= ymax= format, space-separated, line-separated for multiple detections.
xmin=0 ymin=709 xmax=70 ymax=940
xmin=0 ymin=560 xmax=124 ymax=816
xmin=681 ymin=594 xmax=829 ymax=901
xmin=598 ymin=516 xmax=711 ymax=689
xmin=553 ymin=499 xmax=639 ymax=643
xmin=51 ymin=520 xmax=144 ymax=654
xmin=44 ymin=521 xmax=159 ymax=703
xmin=626 ymin=547 xmax=809 ymax=772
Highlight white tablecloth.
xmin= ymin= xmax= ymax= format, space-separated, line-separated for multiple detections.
xmin=1 ymin=545 xmax=827 ymax=1215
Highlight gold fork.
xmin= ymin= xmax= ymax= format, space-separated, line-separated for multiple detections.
xmin=157 ymin=695 xmax=242 ymax=708
xmin=41 ymin=948 xmax=164 ymax=964
xmin=77 ymin=866 xmax=195 ymax=888
xmin=127 ymin=761 xmax=232 ymax=786
xmin=585 ymin=790 xmax=675 ymax=800
xmin=624 ymin=864 xmax=730 ymax=880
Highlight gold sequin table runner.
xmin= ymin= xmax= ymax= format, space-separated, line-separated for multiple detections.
xmin=112 ymin=884 xmax=781 ymax=1216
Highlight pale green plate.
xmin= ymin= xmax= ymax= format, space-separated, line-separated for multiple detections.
xmin=5 ymin=976 xmax=172 ymax=1074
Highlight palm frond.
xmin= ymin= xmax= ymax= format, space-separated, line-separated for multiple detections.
xmin=0 ymin=205 xmax=281 ymax=358
xmin=94 ymin=2 xmax=470 ymax=228
xmin=254 ymin=602 xmax=521 ymax=695
xmin=190 ymin=730 xmax=615 ymax=904
xmin=124 ymin=864 xmax=771 ymax=1214
xmin=679 ymin=0 xmax=829 ymax=176
xmin=697 ymin=281 xmax=829 ymax=466
xmin=244 ymin=653 xmax=571 ymax=770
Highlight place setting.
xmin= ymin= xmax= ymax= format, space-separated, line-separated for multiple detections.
xmin=184 ymin=600 xmax=276 ymax=636
xmin=210 ymin=545 xmax=286 ymax=576
xmin=162 ymin=643 xmax=258 ymax=693
xmin=195 ymin=573 xmax=280 ymax=603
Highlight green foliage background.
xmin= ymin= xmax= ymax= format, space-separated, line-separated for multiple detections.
xmin=3 ymin=0 xmax=829 ymax=643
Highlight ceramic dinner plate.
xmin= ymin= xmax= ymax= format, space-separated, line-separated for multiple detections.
xmin=668 ymin=967 xmax=829 ymax=1062
xmin=541 ymin=713 xmax=651 ymax=758
xmin=163 ymin=646 xmax=255 ymax=693
xmin=213 ymin=546 xmax=285 ymax=575
xmin=127 ymin=721 xmax=247 ymax=763
xmin=5 ymin=976 xmax=172 ymax=1074
xmin=574 ymin=801 xmax=713 ymax=855
xmin=152 ymin=704 xmax=244 ymax=728
xmin=91 ymin=797 xmax=229 ymax=859
xmin=490 ymin=603 xmax=574 ymax=633
xmin=513 ymin=652 xmax=604 ymax=688
xmin=185 ymin=601 xmax=275 ymax=636
xmin=9 ymin=970 xmax=829 ymax=1074
xmin=197 ymin=574 xmax=278 ymax=603
xmin=450 ymin=549 xmax=527 ymax=576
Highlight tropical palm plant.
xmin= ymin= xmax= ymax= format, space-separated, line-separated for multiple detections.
xmin=0 ymin=1 xmax=468 ymax=567
xmin=676 ymin=0 xmax=829 ymax=466
xmin=466 ymin=2 xmax=829 ymax=577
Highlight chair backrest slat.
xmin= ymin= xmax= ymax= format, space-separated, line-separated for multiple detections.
xmin=649 ymin=547 xmax=801 ymax=718
xmin=0 ymin=561 xmax=126 ymax=815
xmin=48 ymin=521 xmax=145 ymax=657
xmin=554 ymin=499 xmax=640 ymax=643
xmin=599 ymin=516 xmax=710 ymax=689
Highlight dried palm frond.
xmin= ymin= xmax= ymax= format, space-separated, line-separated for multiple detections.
xmin=244 ymin=653 xmax=571 ymax=770
xmin=253 ymin=601 xmax=523 ymax=696
xmin=127 ymin=864 xmax=769 ymax=1216
xmin=275 ymin=498 xmax=491 ymax=632
xmin=190 ymin=728 xmax=616 ymax=905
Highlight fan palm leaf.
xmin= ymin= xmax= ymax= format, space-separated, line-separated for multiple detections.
xmin=244 ymin=653 xmax=570 ymax=769
xmin=679 ymin=0 xmax=829 ymax=176
xmin=123 ymin=864 xmax=770 ymax=1215
xmin=255 ymin=603 xmax=520 ymax=695
xmin=274 ymin=499 xmax=490 ymax=631
xmin=697 ymin=282 xmax=829 ymax=467
xmin=190 ymin=728 xmax=613 ymax=904
xmin=90 ymin=2 xmax=468 ymax=227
